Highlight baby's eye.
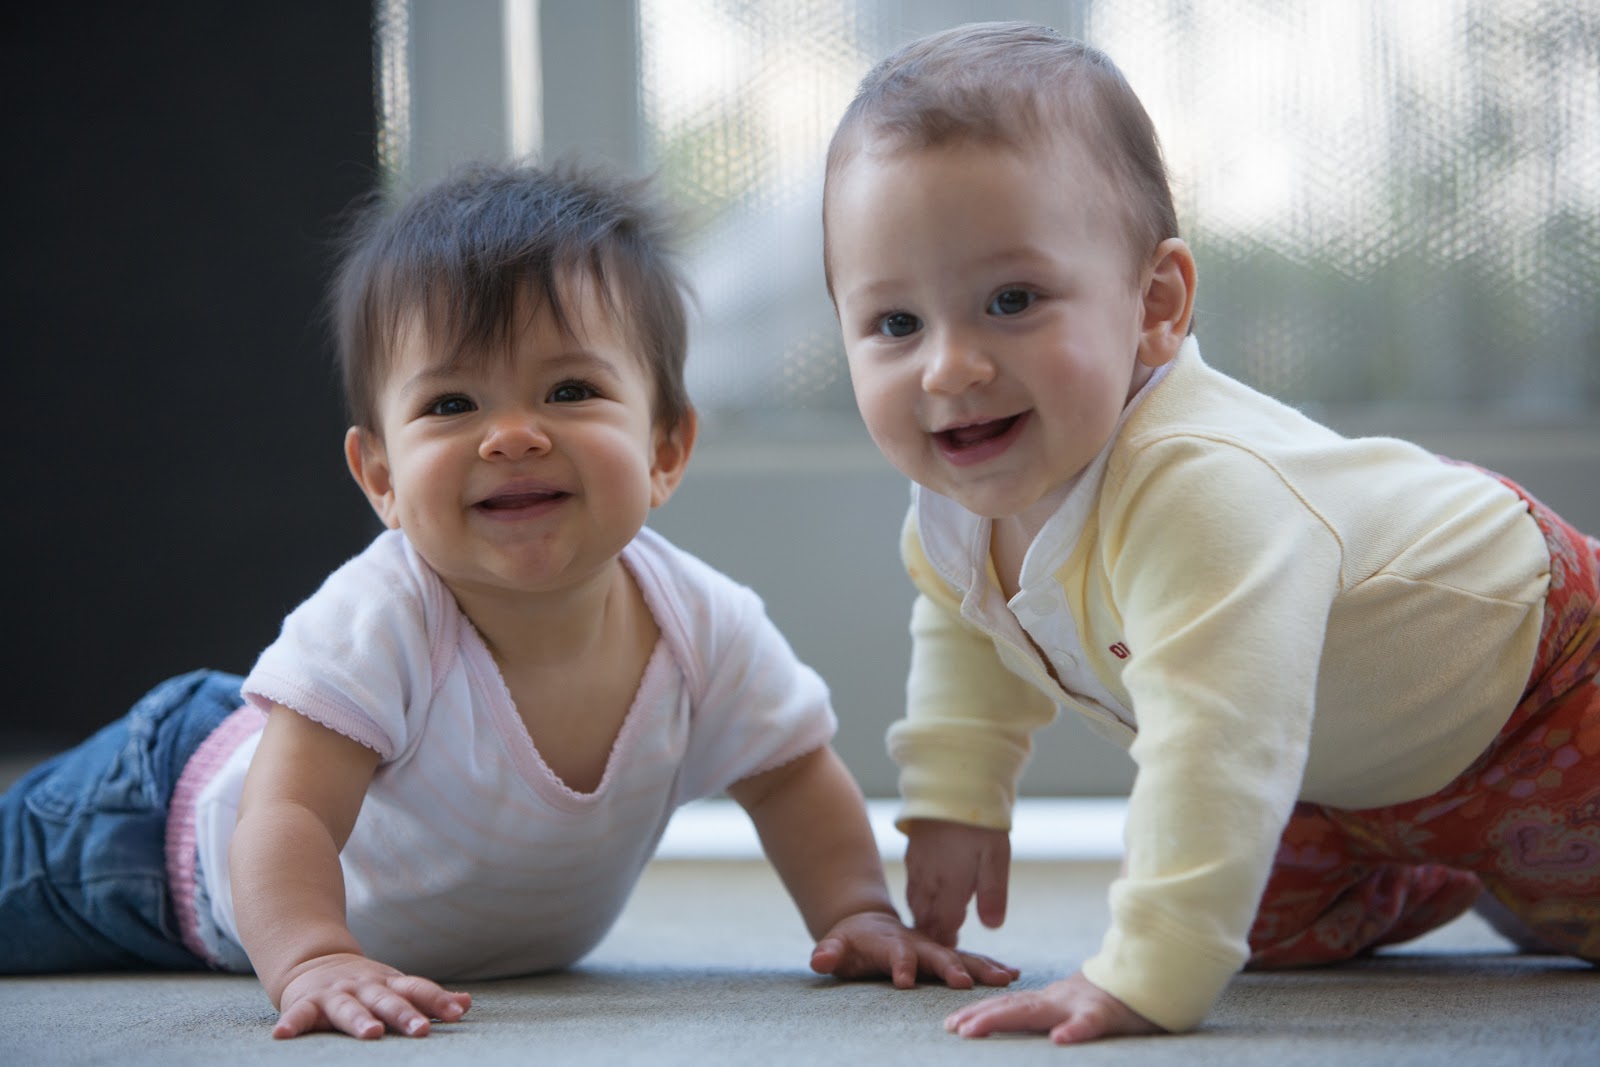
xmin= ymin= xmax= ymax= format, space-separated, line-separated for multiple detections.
xmin=426 ymin=394 xmax=475 ymax=417
xmin=878 ymin=312 xmax=921 ymax=338
xmin=988 ymin=288 xmax=1035 ymax=316
xmin=548 ymin=380 xmax=598 ymax=403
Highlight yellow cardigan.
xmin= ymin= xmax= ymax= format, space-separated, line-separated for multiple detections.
xmin=893 ymin=340 xmax=1549 ymax=1031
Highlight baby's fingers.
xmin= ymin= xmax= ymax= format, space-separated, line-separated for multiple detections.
xmin=286 ymin=990 xmax=386 ymax=1040
xmin=906 ymin=886 xmax=965 ymax=948
xmin=386 ymin=975 xmax=472 ymax=1024
xmin=974 ymin=850 xmax=1009 ymax=930
xmin=888 ymin=938 xmax=919 ymax=989
xmin=920 ymin=945 xmax=975 ymax=990
xmin=274 ymin=982 xmax=460 ymax=1041
xmin=809 ymin=936 xmax=846 ymax=976
xmin=903 ymin=938 xmax=986 ymax=990
xmin=956 ymin=949 xmax=1020 ymax=987
xmin=810 ymin=932 xmax=916 ymax=987
xmin=359 ymin=985 xmax=441 ymax=1037
xmin=945 ymin=990 xmax=1066 ymax=1039
xmin=272 ymin=997 xmax=330 ymax=1040
xmin=908 ymin=941 xmax=1017 ymax=990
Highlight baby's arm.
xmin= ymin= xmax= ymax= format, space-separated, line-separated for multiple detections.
xmin=903 ymin=818 xmax=1010 ymax=946
xmin=726 ymin=745 xmax=1018 ymax=990
xmin=231 ymin=705 xmax=471 ymax=1039
xmin=890 ymin=580 xmax=1050 ymax=949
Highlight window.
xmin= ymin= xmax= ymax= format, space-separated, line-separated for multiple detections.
xmin=391 ymin=0 xmax=1599 ymax=424
xmin=387 ymin=1 xmax=1597 ymax=796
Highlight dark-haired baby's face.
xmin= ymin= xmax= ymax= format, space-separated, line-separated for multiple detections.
xmin=347 ymin=281 xmax=688 ymax=609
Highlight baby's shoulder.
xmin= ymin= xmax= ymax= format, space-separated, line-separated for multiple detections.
xmin=285 ymin=530 xmax=454 ymax=642
xmin=626 ymin=527 xmax=761 ymax=616
xmin=625 ymin=527 xmax=778 ymax=671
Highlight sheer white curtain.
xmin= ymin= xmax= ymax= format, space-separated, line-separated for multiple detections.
xmin=639 ymin=0 xmax=1600 ymax=424
xmin=393 ymin=0 xmax=1598 ymax=795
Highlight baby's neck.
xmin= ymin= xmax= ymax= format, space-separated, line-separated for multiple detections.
xmin=466 ymin=558 xmax=661 ymax=795
xmin=989 ymin=485 xmax=1072 ymax=601
xmin=452 ymin=559 xmax=640 ymax=670
xmin=989 ymin=518 xmax=1032 ymax=603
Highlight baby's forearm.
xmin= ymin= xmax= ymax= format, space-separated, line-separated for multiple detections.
xmin=793 ymin=849 xmax=902 ymax=940
xmin=731 ymin=746 xmax=899 ymax=938
xmin=231 ymin=801 xmax=364 ymax=1005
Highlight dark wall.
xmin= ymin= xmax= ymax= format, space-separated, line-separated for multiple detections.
xmin=2 ymin=4 xmax=381 ymax=750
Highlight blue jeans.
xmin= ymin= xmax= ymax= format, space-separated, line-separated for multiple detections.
xmin=0 ymin=670 xmax=243 ymax=972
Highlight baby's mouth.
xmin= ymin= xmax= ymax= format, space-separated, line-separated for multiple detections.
xmin=477 ymin=488 xmax=568 ymax=511
xmin=936 ymin=415 xmax=1022 ymax=450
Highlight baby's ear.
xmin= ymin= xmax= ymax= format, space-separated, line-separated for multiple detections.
xmin=649 ymin=408 xmax=699 ymax=509
xmin=345 ymin=426 xmax=401 ymax=529
xmin=1137 ymin=238 xmax=1197 ymax=368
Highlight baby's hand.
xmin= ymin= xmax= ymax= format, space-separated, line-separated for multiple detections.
xmin=903 ymin=819 xmax=1011 ymax=946
xmin=272 ymin=952 xmax=471 ymax=1040
xmin=944 ymin=971 xmax=1165 ymax=1045
xmin=809 ymin=910 xmax=1020 ymax=990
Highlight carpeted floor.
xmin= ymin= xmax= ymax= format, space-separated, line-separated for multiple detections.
xmin=3 ymin=857 xmax=1596 ymax=1067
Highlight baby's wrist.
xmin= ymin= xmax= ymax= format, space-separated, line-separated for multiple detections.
xmin=259 ymin=941 xmax=366 ymax=1005
xmin=834 ymin=902 xmax=907 ymax=931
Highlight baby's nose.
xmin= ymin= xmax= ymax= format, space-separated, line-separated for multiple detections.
xmin=923 ymin=333 xmax=995 ymax=393
xmin=480 ymin=412 xmax=550 ymax=457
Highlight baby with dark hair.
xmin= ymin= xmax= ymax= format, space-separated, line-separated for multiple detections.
xmin=0 ymin=160 xmax=1015 ymax=1039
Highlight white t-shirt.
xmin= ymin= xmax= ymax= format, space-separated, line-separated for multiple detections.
xmin=190 ymin=526 xmax=836 ymax=980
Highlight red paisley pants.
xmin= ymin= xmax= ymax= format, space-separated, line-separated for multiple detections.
xmin=1248 ymin=472 xmax=1600 ymax=967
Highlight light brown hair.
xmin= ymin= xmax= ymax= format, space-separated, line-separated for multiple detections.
xmin=824 ymin=21 xmax=1179 ymax=288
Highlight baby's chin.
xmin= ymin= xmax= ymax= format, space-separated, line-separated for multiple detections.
xmin=948 ymin=480 xmax=1078 ymax=534
xmin=927 ymin=482 xmax=1032 ymax=521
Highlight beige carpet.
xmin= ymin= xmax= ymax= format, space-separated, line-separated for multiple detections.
xmin=3 ymin=858 xmax=1596 ymax=1066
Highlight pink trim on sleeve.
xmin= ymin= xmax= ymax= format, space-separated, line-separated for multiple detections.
xmin=165 ymin=704 xmax=266 ymax=965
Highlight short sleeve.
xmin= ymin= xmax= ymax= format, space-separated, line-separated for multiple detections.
xmin=654 ymin=552 xmax=837 ymax=803
xmin=241 ymin=532 xmax=445 ymax=760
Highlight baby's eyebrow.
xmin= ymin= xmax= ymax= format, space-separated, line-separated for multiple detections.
xmin=838 ymin=277 xmax=906 ymax=308
xmin=395 ymin=350 xmax=625 ymax=401
xmin=972 ymin=245 xmax=1057 ymax=272
xmin=395 ymin=366 xmax=463 ymax=401
xmin=541 ymin=350 xmax=624 ymax=379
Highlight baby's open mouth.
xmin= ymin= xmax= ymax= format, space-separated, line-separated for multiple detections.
xmin=477 ymin=489 xmax=567 ymax=511
xmin=936 ymin=415 xmax=1021 ymax=450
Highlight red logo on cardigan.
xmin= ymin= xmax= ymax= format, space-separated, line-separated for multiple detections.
xmin=1109 ymin=642 xmax=1131 ymax=659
